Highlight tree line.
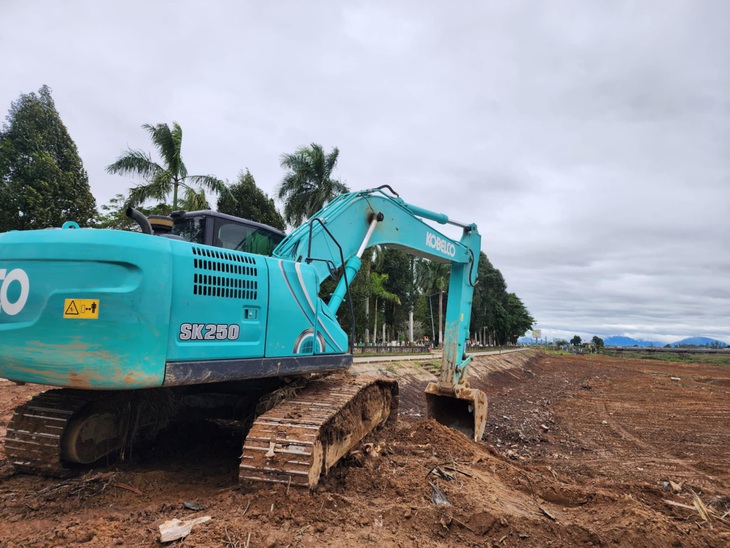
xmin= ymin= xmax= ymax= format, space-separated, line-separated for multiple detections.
xmin=0 ymin=86 xmax=534 ymax=346
xmin=553 ymin=336 xmax=605 ymax=349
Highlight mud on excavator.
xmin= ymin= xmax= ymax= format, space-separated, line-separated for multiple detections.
xmin=0 ymin=186 xmax=487 ymax=488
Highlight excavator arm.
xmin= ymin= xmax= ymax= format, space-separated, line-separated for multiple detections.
xmin=274 ymin=186 xmax=487 ymax=440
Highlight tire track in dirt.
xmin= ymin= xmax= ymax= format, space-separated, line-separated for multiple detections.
xmin=589 ymin=398 xmax=719 ymax=487
xmin=521 ymin=355 xmax=730 ymax=494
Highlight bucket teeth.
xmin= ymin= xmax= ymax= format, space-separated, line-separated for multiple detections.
xmin=240 ymin=375 xmax=398 ymax=489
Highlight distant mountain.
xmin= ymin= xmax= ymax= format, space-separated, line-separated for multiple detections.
xmin=604 ymin=336 xmax=663 ymax=347
xmin=669 ymin=337 xmax=728 ymax=348
xmin=517 ymin=334 xmax=729 ymax=347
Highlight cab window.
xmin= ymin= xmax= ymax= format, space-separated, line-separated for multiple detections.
xmin=214 ymin=219 xmax=284 ymax=256
xmin=171 ymin=215 xmax=206 ymax=244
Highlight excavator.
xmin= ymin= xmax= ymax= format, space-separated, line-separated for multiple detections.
xmin=0 ymin=186 xmax=487 ymax=488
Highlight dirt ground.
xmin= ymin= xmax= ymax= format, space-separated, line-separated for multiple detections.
xmin=1 ymin=351 xmax=728 ymax=547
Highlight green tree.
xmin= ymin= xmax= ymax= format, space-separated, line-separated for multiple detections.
xmin=354 ymin=246 xmax=386 ymax=345
xmin=505 ymin=292 xmax=534 ymax=344
xmin=95 ymin=193 xmax=170 ymax=230
xmin=218 ymin=169 xmax=285 ymax=230
xmin=106 ymin=122 xmax=226 ymax=210
xmin=277 ymin=143 xmax=349 ymax=227
xmin=334 ymin=263 xmax=370 ymax=344
xmin=179 ymin=187 xmax=210 ymax=211
xmin=381 ymin=249 xmax=417 ymax=342
xmin=571 ymin=335 xmax=582 ymax=346
xmin=370 ymin=272 xmax=400 ymax=344
xmin=591 ymin=335 xmax=604 ymax=349
xmin=96 ymin=188 xmax=209 ymax=232
xmin=416 ymin=260 xmax=450 ymax=347
xmin=469 ymin=251 xmax=534 ymax=347
xmin=0 ymin=85 xmax=96 ymax=231
xmin=470 ymin=252 xmax=509 ymax=345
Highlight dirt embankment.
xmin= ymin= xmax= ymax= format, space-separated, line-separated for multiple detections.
xmin=0 ymin=352 xmax=728 ymax=546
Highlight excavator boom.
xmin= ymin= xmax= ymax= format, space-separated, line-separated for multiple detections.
xmin=274 ymin=187 xmax=487 ymax=440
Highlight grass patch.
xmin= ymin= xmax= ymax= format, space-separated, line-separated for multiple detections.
xmin=544 ymin=349 xmax=572 ymax=356
xmin=603 ymin=349 xmax=730 ymax=367
xmin=355 ymin=351 xmax=432 ymax=358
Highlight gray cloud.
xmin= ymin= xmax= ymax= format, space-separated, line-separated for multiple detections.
xmin=1 ymin=0 xmax=728 ymax=343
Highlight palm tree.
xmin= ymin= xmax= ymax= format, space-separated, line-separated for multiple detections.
xmin=362 ymin=246 xmax=385 ymax=345
xmin=178 ymin=187 xmax=210 ymax=211
xmin=277 ymin=143 xmax=349 ymax=227
xmin=370 ymin=272 xmax=400 ymax=345
xmin=416 ymin=260 xmax=450 ymax=347
xmin=106 ymin=122 xmax=226 ymax=210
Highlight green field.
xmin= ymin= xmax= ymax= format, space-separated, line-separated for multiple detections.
xmin=602 ymin=349 xmax=730 ymax=367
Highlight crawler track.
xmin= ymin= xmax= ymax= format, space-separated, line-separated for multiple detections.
xmin=5 ymin=389 xmax=105 ymax=476
xmin=240 ymin=375 xmax=398 ymax=488
xmin=5 ymin=388 xmax=177 ymax=476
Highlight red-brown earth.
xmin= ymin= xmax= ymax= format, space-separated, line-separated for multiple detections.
xmin=1 ymin=351 xmax=728 ymax=546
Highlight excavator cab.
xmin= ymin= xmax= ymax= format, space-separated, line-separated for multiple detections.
xmin=168 ymin=210 xmax=285 ymax=256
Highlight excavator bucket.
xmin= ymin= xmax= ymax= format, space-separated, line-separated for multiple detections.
xmin=424 ymin=382 xmax=488 ymax=442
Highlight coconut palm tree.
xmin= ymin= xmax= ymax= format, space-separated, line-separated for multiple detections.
xmin=362 ymin=245 xmax=386 ymax=344
xmin=370 ymin=272 xmax=400 ymax=345
xmin=179 ymin=187 xmax=210 ymax=211
xmin=416 ymin=260 xmax=450 ymax=347
xmin=277 ymin=143 xmax=349 ymax=227
xmin=106 ymin=122 xmax=226 ymax=210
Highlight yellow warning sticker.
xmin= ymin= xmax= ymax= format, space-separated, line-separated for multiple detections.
xmin=63 ymin=299 xmax=99 ymax=319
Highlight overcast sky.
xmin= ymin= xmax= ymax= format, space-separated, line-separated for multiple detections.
xmin=1 ymin=1 xmax=728 ymax=344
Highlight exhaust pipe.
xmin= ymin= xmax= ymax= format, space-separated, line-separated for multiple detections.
xmin=125 ymin=207 xmax=153 ymax=235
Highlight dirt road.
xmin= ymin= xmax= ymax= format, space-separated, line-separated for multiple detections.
xmin=0 ymin=352 xmax=728 ymax=546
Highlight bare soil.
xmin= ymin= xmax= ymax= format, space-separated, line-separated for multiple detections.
xmin=1 ymin=352 xmax=728 ymax=547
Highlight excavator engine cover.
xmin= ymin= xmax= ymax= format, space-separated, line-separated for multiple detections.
xmin=424 ymin=382 xmax=488 ymax=442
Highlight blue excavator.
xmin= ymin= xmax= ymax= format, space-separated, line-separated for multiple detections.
xmin=0 ymin=186 xmax=487 ymax=488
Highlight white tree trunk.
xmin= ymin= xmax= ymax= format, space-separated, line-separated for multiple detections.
xmin=438 ymin=290 xmax=443 ymax=348
xmin=373 ymin=298 xmax=378 ymax=344
xmin=364 ymin=298 xmax=370 ymax=345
